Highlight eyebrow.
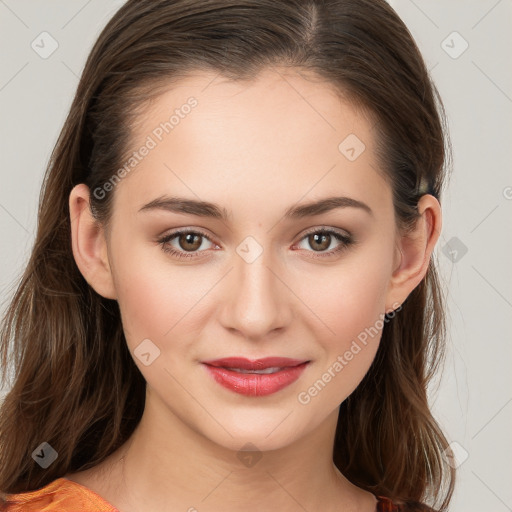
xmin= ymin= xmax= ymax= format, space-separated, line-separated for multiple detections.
xmin=138 ymin=195 xmax=373 ymax=220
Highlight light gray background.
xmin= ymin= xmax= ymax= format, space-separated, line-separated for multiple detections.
xmin=1 ymin=1 xmax=511 ymax=510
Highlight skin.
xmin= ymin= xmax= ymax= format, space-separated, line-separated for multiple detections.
xmin=67 ymin=67 xmax=441 ymax=512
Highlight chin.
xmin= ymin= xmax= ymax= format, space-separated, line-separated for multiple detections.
xmin=200 ymin=413 xmax=309 ymax=454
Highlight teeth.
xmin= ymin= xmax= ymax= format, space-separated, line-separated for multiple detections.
xmin=224 ymin=366 xmax=284 ymax=374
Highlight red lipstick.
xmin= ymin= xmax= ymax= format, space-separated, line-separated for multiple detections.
xmin=201 ymin=357 xmax=309 ymax=397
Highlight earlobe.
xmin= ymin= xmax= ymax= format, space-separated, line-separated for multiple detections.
xmin=69 ymin=183 xmax=117 ymax=300
xmin=385 ymin=194 xmax=442 ymax=310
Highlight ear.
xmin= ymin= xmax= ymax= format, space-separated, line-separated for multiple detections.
xmin=385 ymin=194 xmax=442 ymax=311
xmin=69 ymin=183 xmax=117 ymax=300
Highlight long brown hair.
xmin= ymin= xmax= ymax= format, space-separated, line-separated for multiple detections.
xmin=0 ymin=0 xmax=454 ymax=509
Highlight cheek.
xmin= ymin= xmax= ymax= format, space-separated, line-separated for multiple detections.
xmin=298 ymin=247 xmax=393 ymax=342
xmin=109 ymin=242 xmax=212 ymax=352
xmin=291 ymin=243 xmax=394 ymax=399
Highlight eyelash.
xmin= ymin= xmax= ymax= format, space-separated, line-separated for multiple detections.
xmin=157 ymin=227 xmax=354 ymax=260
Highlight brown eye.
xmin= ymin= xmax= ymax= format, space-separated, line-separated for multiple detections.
xmin=158 ymin=229 xmax=215 ymax=259
xmin=308 ymin=232 xmax=332 ymax=252
xmin=295 ymin=228 xmax=354 ymax=258
xmin=178 ymin=232 xmax=203 ymax=252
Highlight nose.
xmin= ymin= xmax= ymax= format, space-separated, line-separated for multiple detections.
xmin=218 ymin=247 xmax=293 ymax=341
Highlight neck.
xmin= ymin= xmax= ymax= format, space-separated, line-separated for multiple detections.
xmin=77 ymin=389 xmax=376 ymax=512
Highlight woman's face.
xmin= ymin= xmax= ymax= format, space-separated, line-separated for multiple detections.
xmin=92 ymin=68 xmax=404 ymax=451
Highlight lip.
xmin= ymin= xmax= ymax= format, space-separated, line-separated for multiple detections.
xmin=201 ymin=357 xmax=310 ymax=397
xmin=202 ymin=357 xmax=308 ymax=370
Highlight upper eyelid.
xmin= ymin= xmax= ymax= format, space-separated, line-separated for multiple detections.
xmin=300 ymin=225 xmax=351 ymax=238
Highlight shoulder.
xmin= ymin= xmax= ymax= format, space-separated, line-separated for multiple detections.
xmin=400 ymin=504 xmax=438 ymax=512
xmin=1 ymin=477 xmax=118 ymax=512
xmin=377 ymin=496 xmax=438 ymax=512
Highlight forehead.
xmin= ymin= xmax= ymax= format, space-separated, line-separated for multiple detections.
xmin=113 ymin=67 xmax=392 ymax=220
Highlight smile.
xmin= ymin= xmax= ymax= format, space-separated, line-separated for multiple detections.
xmin=201 ymin=357 xmax=310 ymax=396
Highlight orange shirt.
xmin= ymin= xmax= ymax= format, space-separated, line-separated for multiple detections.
xmin=3 ymin=478 xmax=118 ymax=511
xmin=3 ymin=477 xmax=407 ymax=511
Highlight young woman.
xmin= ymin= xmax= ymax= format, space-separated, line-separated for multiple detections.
xmin=0 ymin=0 xmax=455 ymax=510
